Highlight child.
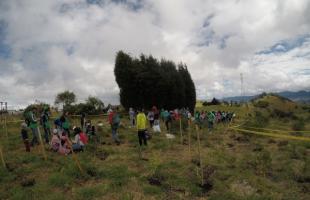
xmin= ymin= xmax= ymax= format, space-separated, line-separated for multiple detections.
xmin=21 ymin=123 xmax=30 ymax=152
xmin=58 ymin=131 xmax=71 ymax=155
xmin=72 ymin=127 xmax=87 ymax=152
xmin=50 ymin=129 xmax=60 ymax=152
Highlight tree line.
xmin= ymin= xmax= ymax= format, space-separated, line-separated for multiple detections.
xmin=23 ymin=90 xmax=106 ymax=116
xmin=114 ymin=51 xmax=196 ymax=111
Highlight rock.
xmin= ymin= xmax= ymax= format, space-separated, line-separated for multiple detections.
xmin=96 ymin=151 xmax=109 ymax=161
xmin=21 ymin=178 xmax=35 ymax=187
xmin=278 ymin=140 xmax=288 ymax=147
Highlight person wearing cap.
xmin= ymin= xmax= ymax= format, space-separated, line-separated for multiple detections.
xmin=21 ymin=123 xmax=30 ymax=152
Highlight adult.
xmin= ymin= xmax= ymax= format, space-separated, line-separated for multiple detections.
xmin=41 ymin=107 xmax=51 ymax=143
xmin=26 ymin=107 xmax=39 ymax=146
xmin=108 ymin=107 xmax=121 ymax=145
xmin=21 ymin=122 xmax=30 ymax=152
xmin=153 ymin=106 xmax=161 ymax=133
xmin=81 ymin=113 xmax=86 ymax=130
xmin=207 ymin=111 xmax=216 ymax=131
xmin=60 ymin=112 xmax=70 ymax=137
xmin=129 ymin=108 xmax=136 ymax=128
xmin=163 ymin=110 xmax=171 ymax=131
xmin=147 ymin=110 xmax=154 ymax=128
xmin=137 ymin=109 xmax=147 ymax=146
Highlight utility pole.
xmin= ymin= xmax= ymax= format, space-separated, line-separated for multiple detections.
xmin=240 ymin=73 xmax=244 ymax=103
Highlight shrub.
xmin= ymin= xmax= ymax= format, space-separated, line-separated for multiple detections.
xmin=254 ymin=100 xmax=269 ymax=108
xmin=273 ymin=109 xmax=295 ymax=119
xmin=254 ymin=111 xmax=269 ymax=127
xmin=292 ymin=119 xmax=305 ymax=131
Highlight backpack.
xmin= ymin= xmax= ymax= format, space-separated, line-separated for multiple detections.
xmin=24 ymin=112 xmax=33 ymax=127
xmin=112 ymin=114 xmax=120 ymax=126
xmin=54 ymin=118 xmax=62 ymax=127
xmin=79 ymin=132 xmax=88 ymax=144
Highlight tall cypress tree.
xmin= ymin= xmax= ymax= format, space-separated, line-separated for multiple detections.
xmin=114 ymin=51 xmax=196 ymax=111
xmin=178 ymin=63 xmax=196 ymax=112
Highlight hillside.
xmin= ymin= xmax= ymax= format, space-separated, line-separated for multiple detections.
xmin=222 ymin=90 xmax=310 ymax=103
xmin=0 ymin=100 xmax=309 ymax=200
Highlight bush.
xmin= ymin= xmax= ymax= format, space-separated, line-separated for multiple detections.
xmin=273 ymin=109 xmax=295 ymax=119
xmin=292 ymin=119 xmax=305 ymax=131
xmin=253 ymin=100 xmax=269 ymax=108
xmin=202 ymin=98 xmax=221 ymax=106
xmin=254 ymin=111 xmax=269 ymax=127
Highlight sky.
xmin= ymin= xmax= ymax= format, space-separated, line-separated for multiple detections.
xmin=0 ymin=0 xmax=310 ymax=109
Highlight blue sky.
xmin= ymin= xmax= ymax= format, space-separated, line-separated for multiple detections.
xmin=0 ymin=0 xmax=309 ymax=108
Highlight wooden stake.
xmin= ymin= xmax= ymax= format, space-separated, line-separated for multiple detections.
xmin=67 ymin=139 xmax=84 ymax=174
xmin=195 ymin=125 xmax=204 ymax=186
xmin=188 ymin=120 xmax=191 ymax=159
xmin=138 ymin=144 xmax=142 ymax=160
xmin=4 ymin=116 xmax=8 ymax=138
xmin=0 ymin=145 xmax=6 ymax=169
xmin=36 ymin=127 xmax=47 ymax=161
xmin=179 ymin=118 xmax=183 ymax=144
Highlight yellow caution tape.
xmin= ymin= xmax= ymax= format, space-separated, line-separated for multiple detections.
xmin=241 ymin=126 xmax=310 ymax=133
xmin=230 ymin=127 xmax=310 ymax=142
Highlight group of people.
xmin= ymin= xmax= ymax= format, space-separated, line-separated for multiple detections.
xmin=129 ymin=107 xmax=195 ymax=133
xmin=20 ymin=105 xmax=235 ymax=154
xmin=21 ymin=107 xmax=91 ymax=155
xmin=194 ymin=110 xmax=235 ymax=131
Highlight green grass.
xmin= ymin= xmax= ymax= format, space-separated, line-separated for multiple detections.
xmin=0 ymin=97 xmax=310 ymax=199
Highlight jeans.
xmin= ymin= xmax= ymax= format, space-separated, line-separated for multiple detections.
xmin=165 ymin=120 xmax=171 ymax=131
xmin=112 ymin=128 xmax=120 ymax=143
xmin=149 ymin=120 xmax=154 ymax=128
xmin=138 ymin=130 xmax=147 ymax=146
xmin=43 ymin=126 xmax=50 ymax=143
xmin=72 ymin=143 xmax=83 ymax=151
xmin=31 ymin=127 xmax=39 ymax=146
xmin=24 ymin=139 xmax=30 ymax=152
xmin=130 ymin=117 xmax=135 ymax=127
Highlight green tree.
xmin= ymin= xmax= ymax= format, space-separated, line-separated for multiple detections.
xmin=178 ymin=63 xmax=196 ymax=112
xmin=114 ymin=51 xmax=196 ymax=111
xmin=86 ymin=96 xmax=104 ymax=113
xmin=55 ymin=90 xmax=76 ymax=110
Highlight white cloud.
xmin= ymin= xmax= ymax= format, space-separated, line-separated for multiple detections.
xmin=0 ymin=0 xmax=309 ymax=108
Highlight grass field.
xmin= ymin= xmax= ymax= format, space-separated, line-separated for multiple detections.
xmin=0 ymin=96 xmax=310 ymax=200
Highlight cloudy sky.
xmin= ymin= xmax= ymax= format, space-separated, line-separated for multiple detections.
xmin=0 ymin=0 xmax=310 ymax=109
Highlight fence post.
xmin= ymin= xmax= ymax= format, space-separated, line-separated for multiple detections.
xmin=188 ymin=120 xmax=191 ymax=159
xmin=0 ymin=145 xmax=6 ymax=169
xmin=195 ymin=125 xmax=204 ymax=186
xmin=4 ymin=116 xmax=8 ymax=138
xmin=179 ymin=118 xmax=183 ymax=144
xmin=37 ymin=127 xmax=47 ymax=161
